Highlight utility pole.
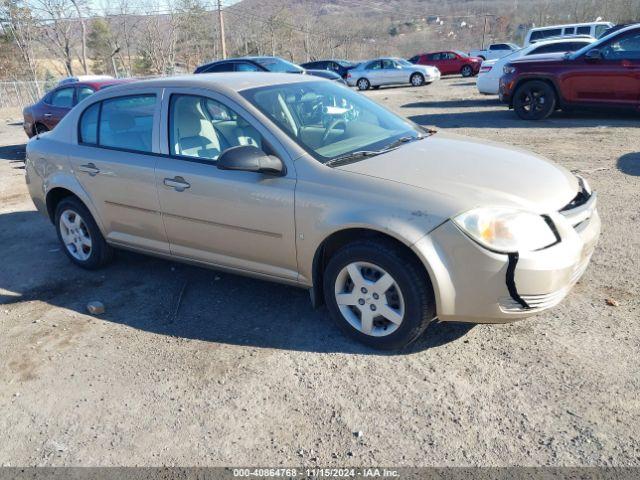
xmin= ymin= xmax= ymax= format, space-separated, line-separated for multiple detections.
xmin=481 ymin=14 xmax=489 ymax=50
xmin=217 ymin=0 xmax=227 ymax=59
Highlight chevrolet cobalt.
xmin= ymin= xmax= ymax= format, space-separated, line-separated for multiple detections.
xmin=25 ymin=74 xmax=600 ymax=349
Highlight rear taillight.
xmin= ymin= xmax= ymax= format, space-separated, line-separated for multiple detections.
xmin=480 ymin=66 xmax=492 ymax=73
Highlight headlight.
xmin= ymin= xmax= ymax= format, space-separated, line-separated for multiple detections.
xmin=503 ymin=65 xmax=516 ymax=74
xmin=453 ymin=207 xmax=558 ymax=253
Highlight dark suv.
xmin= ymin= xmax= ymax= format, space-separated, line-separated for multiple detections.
xmin=499 ymin=24 xmax=640 ymax=120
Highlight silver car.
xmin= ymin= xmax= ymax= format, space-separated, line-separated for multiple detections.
xmin=26 ymin=73 xmax=599 ymax=349
xmin=346 ymin=57 xmax=441 ymax=90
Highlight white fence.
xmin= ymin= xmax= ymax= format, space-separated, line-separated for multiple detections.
xmin=0 ymin=80 xmax=51 ymax=109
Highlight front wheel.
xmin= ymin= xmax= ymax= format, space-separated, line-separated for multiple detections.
xmin=356 ymin=78 xmax=370 ymax=90
xmin=513 ymin=80 xmax=556 ymax=120
xmin=461 ymin=65 xmax=474 ymax=77
xmin=410 ymin=72 xmax=425 ymax=86
xmin=55 ymin=197 xmax=113 ymax=269
xmin=323 ymin=240 xmax=435 ymax=350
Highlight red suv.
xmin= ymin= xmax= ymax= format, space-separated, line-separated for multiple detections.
xmin=409 ymin=51 xmax=482 ymax=77
xmin=23 ymin=78 xmax=132 ymax=137
xmin=500 ymin=24 xmax=640 ymax=120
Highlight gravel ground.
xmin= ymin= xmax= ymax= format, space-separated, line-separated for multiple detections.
xmin=0 ymin=77 xmax=639 ymax=467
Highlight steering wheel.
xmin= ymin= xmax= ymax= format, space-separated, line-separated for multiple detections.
xmin=322 ymin=118 xmax=347 ymax=142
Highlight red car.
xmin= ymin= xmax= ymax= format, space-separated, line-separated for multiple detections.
xmin=409 ymin=51 xmax=482 ymax=77
xmin=499 ymin=24 xmax=640 ymax=120
xmin=23 ymin=78 xmax=132 ymax=137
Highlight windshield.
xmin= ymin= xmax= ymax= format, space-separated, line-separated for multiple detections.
xmin=395 ymin=58 xmax=414 ymax=66
xmin=569 ymin=27 xmax=626 ymax=59
xmin=251 ymin=57 xmax=303 ymax=74
xmin=241 ymin=81 xmax=422 ymax=163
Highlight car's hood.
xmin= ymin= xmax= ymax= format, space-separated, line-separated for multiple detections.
xmin=336 ymin=132 xmax=578 ymax=215
xmin=509 ymin=52 xmax=567 ymax=64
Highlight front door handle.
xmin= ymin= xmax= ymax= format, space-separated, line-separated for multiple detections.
xmin=43 ymin=113 xmax=52 ymax=118
xmin=164 ymin=176 xmax=191 ymax=192
xmin=77 ymin=162 xmax=100 ymax=176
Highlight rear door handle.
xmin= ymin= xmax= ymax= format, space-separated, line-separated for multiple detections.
xmin=164 ymin=176 xmax=191 ymax=192
xmin=77 ymin=163 xmax=100 ymax=176
xmin=43 ymin=113 xmax=52 ymax=118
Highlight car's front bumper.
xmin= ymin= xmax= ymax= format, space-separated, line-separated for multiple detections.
xmin=476 ymin=73 xmax=499 ymax=95
xmin=498 ymin=73 xmax=517 ymax=104
xmin=412 ymin=193 xmax=600 ymax=323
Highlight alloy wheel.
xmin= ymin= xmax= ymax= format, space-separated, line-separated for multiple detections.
xmin=59 ymin=209 xmax=92 ymax=261
xmin=518 ymin=87 xmax=547 ymax=115
xmin=333 ymin=261 xmax=405 ymax=337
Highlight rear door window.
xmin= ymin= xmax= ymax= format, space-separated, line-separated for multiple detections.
xmin=98 ymin=95 xmax=156 ymax=153
xmin=577 ymin=26 xmax=591 ymax=35
xmin=204 ymin=63 xmax=234 ymax=73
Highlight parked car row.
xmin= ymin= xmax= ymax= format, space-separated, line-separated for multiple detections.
xmin=476 ymin=37 xmax=595 ymax=95
xmin=23 ymin=21 xmax=637 ymax=137
xmin=498 ymin=23 xmax=640 ymax=120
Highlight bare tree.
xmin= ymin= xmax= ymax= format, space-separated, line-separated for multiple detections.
xmin=30 ymin=0 xmax=78 ymax=75
xmin=69 ymin=0 xmax=88 ymax=73
xmin=1 ymin=0 xmax=41 ymax=91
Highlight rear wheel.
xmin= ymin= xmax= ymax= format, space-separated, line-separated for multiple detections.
xmin=410 ymin=72 xmax=425 ymax=86
xmin=323 ymin=240 xmax=435 ymax=350
xmin=513 ymin=80 xmax=556 ymax=120
xmin=356 ymin=78 xmax=370 ymax=90
xmin=55 ymin=197 xmax=113 ymax=269
xmin=461 ymin=65 xmax=474 ymax=77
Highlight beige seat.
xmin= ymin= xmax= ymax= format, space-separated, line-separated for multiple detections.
xmin=172 ymin=96 xmax=221 ymax=160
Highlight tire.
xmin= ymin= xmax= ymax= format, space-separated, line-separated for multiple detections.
xmin=513 ymin=80 xmax=556 ymax=120
xmin=323 ymin=239 xmax=435 ymax=350
xmin=410 ymin=72 xmax=425 ymax=87
xmin=356 ymin=78 xmax=370 ymax=90
xmin=55 ymin=197 xmax=113 ymax=269
xmin=461 ymin=65 xmax=473 ymax=77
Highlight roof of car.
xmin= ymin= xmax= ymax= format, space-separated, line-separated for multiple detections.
xmin=80 ymin=78 xmax=136 ymax=89
xmin=102 ymin=72 xmax=320 ymax=95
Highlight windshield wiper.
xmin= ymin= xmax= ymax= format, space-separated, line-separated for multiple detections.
xmin=324 ymin=150 xmax=382 ymax=167
xmin=325 ymin=135 xmax=427 ymax=167
xmin=382 ymin=134 xmax=425 ymax=151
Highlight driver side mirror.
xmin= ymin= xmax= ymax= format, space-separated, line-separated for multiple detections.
xmin=584 ymin=49 xmax=603 ymax=61
xmin=217 ymin=145 xmax=285 ymax=176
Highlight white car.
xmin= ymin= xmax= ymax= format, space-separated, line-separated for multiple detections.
xmin=469 ymin=43 xmax=520 ymax=61
xmin=476 ymin=37 xmax=595 ymax=95
xmin=346 ymin=58 xmax=440 ymax=90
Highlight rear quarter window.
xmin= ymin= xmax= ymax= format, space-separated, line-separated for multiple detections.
xmin=78 ymin=102 xmax=100 ymax=144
